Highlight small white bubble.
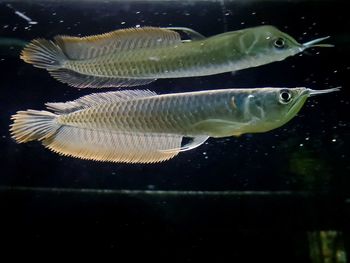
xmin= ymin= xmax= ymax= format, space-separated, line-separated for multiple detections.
xmin=202 ymin=152 xmax=207 ymax=155
xmin=301 ymin=16 xmax=305 ymax=20
xmin=59 ymin=20 xmax=64 ymax=23
xmin=251 ymin=12 xmax=256 ymax=15
xmin=333 ymin=70 xmax=338 ymax=73
xmin=135 ymin=11 xmax=141 ymax=14
xmin=121 ymin=21 xmax=126 ymax=25
xmin=332 ymin=138 xmax=337 ymax=142
xmin=240 ymin=21 xmax=245 ymax=25
xmin=305 ymin=137 xmax=310 ymax=141
xmin=3 ymin=25 xmax=9 ymax=29
xmin=52 ymin=12 xmax=56 ymax=16
xmin=135 ymin=24 xmax=140 ymax=28
xmin=299 ymin=143 xmax=304 ymax=147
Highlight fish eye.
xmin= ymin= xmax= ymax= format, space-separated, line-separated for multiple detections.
xmin=274 ymin=38 xmax=285 ymax=49
xmin=279 ymin=89 xmax=292 ymax=104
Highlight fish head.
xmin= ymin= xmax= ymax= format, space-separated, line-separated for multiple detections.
xmin=236 ymin=25 xmax=333 ymax=65
xmin=245 ymin=87 xmax=340 ymax=133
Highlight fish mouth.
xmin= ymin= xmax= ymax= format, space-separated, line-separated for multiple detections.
xmin=286 ymin=87 xmax=340 ymax=118
xmin=304 ymin=87 xmax=341 ymax=97
xmin=299 ymin=36 xmax=334 ymax=51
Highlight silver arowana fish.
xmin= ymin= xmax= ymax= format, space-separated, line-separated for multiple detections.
xmin=10 ymin=87 xmax=339 ymax=163
xmin=20 ymin=26 xmax=332 ymax=88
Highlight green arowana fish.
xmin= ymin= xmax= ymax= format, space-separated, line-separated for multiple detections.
xmin=20 ymin=26 xmax=332 ymax=88
xmin=10 ymin=87 xmax=339 ymax=163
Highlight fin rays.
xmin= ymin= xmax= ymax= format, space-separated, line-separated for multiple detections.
xmin=43 ymin=127 xmax=182 ymax=163
xmin=48 ymin=68 xmax=156 ymax=89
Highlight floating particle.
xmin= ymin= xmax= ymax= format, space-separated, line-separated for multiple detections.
xmin=7 ymin=4 xmax=38 ymax=25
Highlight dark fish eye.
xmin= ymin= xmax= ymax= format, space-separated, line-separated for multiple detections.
xmin=279 ymin=89 xmax=292 ymax=104
xmin=274 ymin=38 xmax=285 ymax=49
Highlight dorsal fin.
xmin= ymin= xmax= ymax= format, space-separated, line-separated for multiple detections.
xmin=45 ymin=90 xmax=157 ymax=114
xmin=53 ymin=27 xmax=182 ymax=60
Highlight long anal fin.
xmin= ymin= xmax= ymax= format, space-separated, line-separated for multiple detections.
xmin=43 ymin=127 xmax=183 ymax=163
xmin=49 ymin=68 xmax=156 ymax=88
xmin=159 ymin=135 xmax=209 ymax=154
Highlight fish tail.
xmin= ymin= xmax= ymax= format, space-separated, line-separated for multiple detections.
xmin=10 ymin=110 xmax=60 ymax=143
xmin=20 ymin=39 xmax=67 ymax=70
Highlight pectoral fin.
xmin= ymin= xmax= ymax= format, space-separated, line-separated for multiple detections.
xmin=192 ymin=119 xmax=243 ymax=137
xmin=159 ymin=135 xmax=209 ymax=154
xmin=165 ymin=27 xmax=206 ymax=40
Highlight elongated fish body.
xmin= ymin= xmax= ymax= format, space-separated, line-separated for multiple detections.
xmin=10 ymin=87 xmax=339 ymax=163
xmin=20 ymin=26 xmax=332 ymax=88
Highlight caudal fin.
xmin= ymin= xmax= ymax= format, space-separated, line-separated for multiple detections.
xmin=10 ymin=110 xmax=60 ymax=143
xmin=20 ymin=39 xmax=67 ymax=70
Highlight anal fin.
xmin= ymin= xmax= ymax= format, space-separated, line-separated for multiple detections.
xmin=49 ymin=68 xmax=156 ymax=88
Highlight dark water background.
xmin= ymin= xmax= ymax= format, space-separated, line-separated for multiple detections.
xmin=0 ymin=0 xmax=349 ymax=259
xmin=0 ymin=0 xmax=349 ymax=192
